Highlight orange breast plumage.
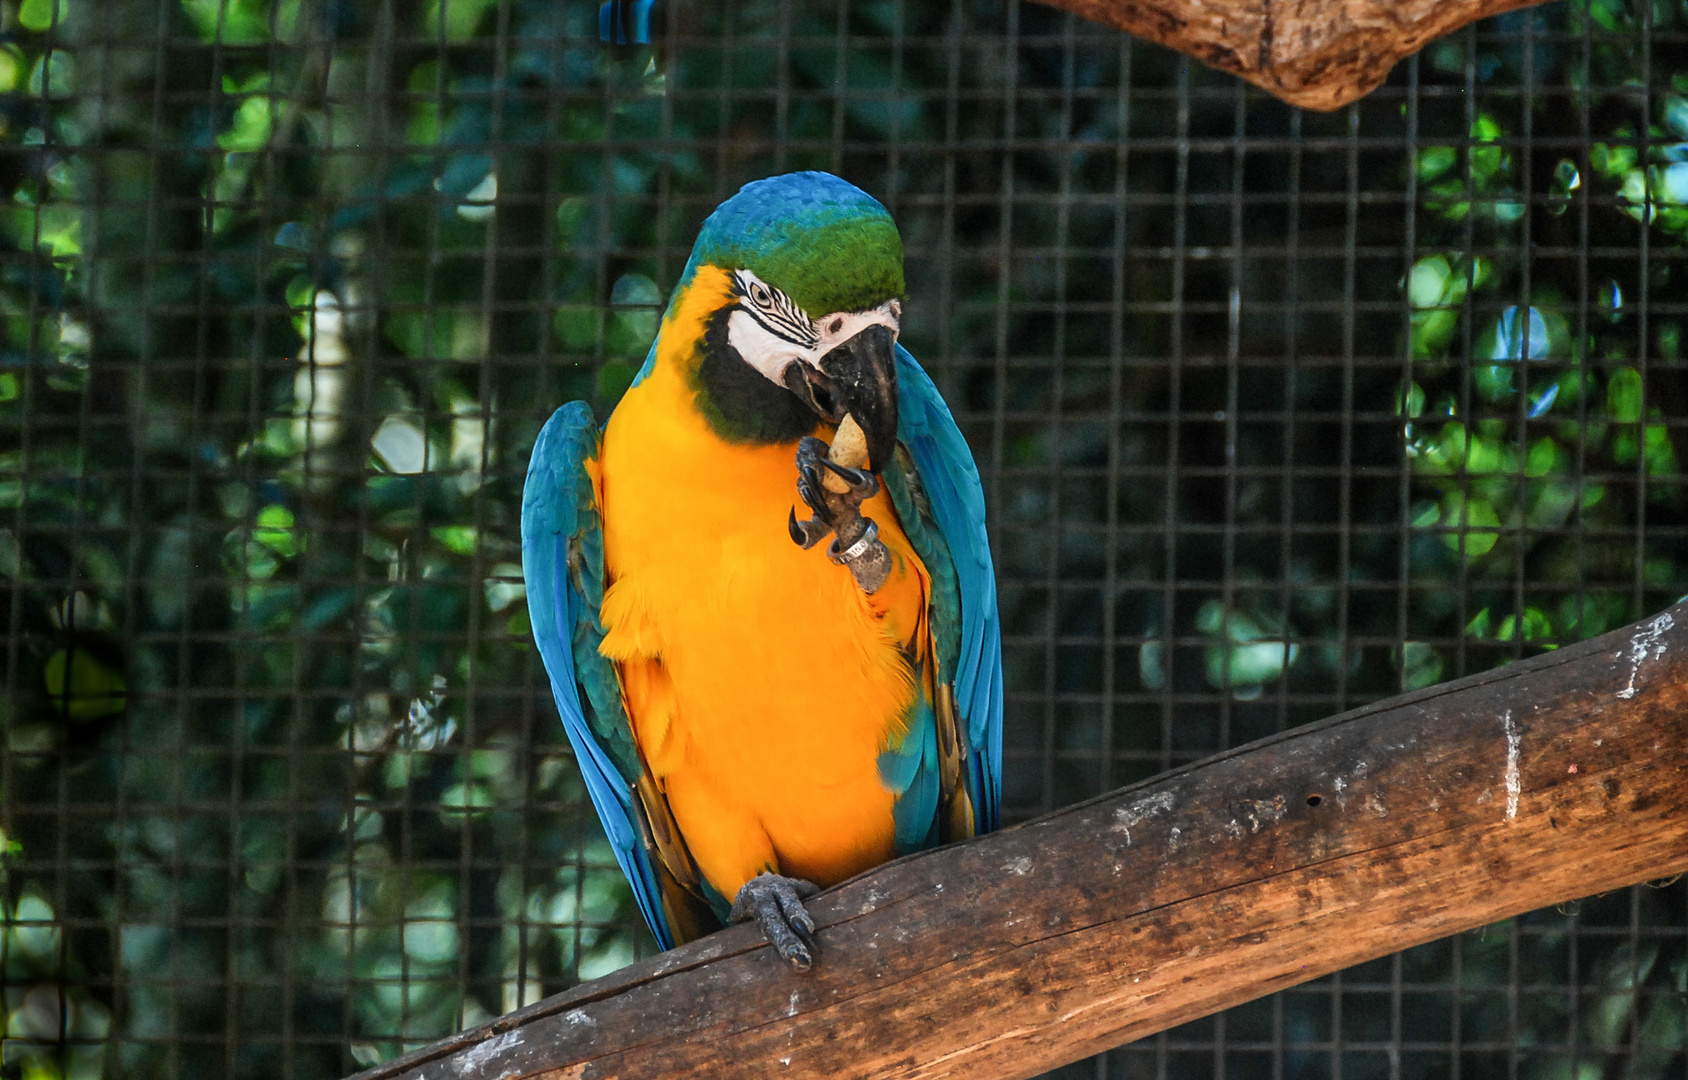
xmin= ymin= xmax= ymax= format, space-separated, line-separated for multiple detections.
xmin=594 ymin=290 xmax=932 ymax=902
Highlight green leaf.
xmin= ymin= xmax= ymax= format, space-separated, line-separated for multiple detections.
xmin=43 ymin=647 xmax=126 ymax=720
xmin=0 ymin=45 xmax=23 ymax=92
xmin=1195 ymin=600 xmax=1298 ymax=695
xmin=1525 ymin=437 xmax=1563 ymax=478
xmin=1398 ymin=641 xmax=1444 ymax=690
xmin=18 ymin=0 xmax=66 ymax=32
xmin=1417 ymin=146 xmax=1456 ymax=184
xmin=179 ymin=0 xmax=272 ymax=42
xmin=1396 ymin=381 xmax=1425 ymax=419
xmin=217 ymin=93 xmax=274 ymax=153
xmin=422 ymin=0 xmax=498 ymax=39
xmin=439 ymin=781 xmax=494 ymax=819
xmin=430 ymin=525 xmax=478 ymax=555
xmin=254 ymin=504 xmax=299 ymax=557
xmin=1407 ymin=255 xmax=1451 ymax=308
xmin=1590 ymin=141 xmax=1637 ymax=178
xmin=1496 ymin=608 xmax=1552 ymax=642
xmin=1643 ymin=423 xmax=1679 ymax=478
xmin=1607 ymin=367 xmax=1644 ymax=423
xmin=1442 ymin=494 xmax=1501 ymax=557
xmin=1137 ymin=639 xmax=1165 ymax=690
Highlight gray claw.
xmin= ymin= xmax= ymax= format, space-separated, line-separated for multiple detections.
xmin=730 ymin=873 xmax=821 ymax=971
xmin=788 ymin=507 xmax=828 ymax=550
xmin=816 ymin=456 xmax=880 ymax=499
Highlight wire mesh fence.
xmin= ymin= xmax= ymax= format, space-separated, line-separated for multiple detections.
xmin=0 ymin=0 xmax=1683 ymax=1077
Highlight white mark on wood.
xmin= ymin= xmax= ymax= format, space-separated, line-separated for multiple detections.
xmin=1476 ymin=788 xmax=1493 ymax=804
xmin=786 ymin=991 xmax=800 ymax=1018
xmin=1364 ymin=791 xmax=1388 ymax=817
xmin=1502 ymin=709 xmax=1521 ymax=821
xmin=780 ymin=1057 xmax=792 ymax=1066
xmin=1003 ymin=856 xmax=1033 ymax=876
xmin=1167 ymin=826 xmax=1184 ymax=853
xmin=458 ymin=1029 xmax=524 ymax=1077
xmin=1113 ymin=791 xmax=1176 ymax=846
xmin=1617 ymin=612 xmax=1674 ymax=698
xmin=1594 ymin=738 xmax=1604 ymax=747
xmin=563 ymin=1010 xmax=596 ymax=1028
xmin=1239 ymin=796 xmax=1287 ymax=833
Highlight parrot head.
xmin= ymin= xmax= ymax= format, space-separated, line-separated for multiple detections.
xmin=674 ymin=172 xmax=905 ymax=471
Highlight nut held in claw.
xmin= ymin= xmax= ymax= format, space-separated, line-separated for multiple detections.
xmin=823 ymin=414 xmax=870 ymax=493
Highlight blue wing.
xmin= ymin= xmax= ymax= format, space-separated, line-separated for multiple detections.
xmin=521 ymin=402 xmax=677 ymax=947
xmin=891 ymin=344 xmax=1004 ymax=833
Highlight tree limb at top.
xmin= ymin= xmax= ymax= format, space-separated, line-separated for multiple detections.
xmin=1033 ymin=0 xmax=1558 ymax=110
xmin=351 ymin=601 xmax=1688 ymax=1080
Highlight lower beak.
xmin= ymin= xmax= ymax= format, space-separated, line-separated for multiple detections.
xmin=816 ymin=324 xmax=899 ymax=472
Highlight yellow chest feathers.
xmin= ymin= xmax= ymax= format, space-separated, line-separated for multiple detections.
xmin=592 ymin=326 xmax=932 ymax=893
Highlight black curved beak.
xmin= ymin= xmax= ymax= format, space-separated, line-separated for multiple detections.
xmin=781 ymin=323 xmax=899 ymax=472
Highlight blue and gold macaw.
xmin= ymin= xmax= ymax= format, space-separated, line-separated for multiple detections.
xmin=522 ymin=172 xmax=1001 ymax=969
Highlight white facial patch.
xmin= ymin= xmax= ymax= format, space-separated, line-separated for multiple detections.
xmin=726 ymin=306 xmax=814 ymax=383
xmin=725 ymin=269 xmax=901 ymax=387
xmin=814 ymin=299 xmax=901 ymax=354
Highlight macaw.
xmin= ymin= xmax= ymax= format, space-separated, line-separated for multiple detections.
xmin=522 ymin=171 xmax=1001 ymax=970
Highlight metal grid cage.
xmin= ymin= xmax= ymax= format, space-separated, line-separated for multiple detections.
xmin=0 ymin=0 xmax=1683 ymax=1077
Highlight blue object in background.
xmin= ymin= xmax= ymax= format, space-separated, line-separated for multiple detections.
xmin=599 ymin=0 xmax=654 ymax=44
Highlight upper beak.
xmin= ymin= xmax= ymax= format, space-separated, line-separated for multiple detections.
xmin=782 ymin=323 xmax=899 ymax=472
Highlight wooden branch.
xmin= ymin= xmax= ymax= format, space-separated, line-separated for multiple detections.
xmin=1034 ymin=0 xmax=1558 ymax=110
xmin=351 ymin=602 xmax=1688 ymax=1080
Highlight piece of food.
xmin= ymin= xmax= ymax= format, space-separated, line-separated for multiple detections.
xmin=823 ymin=413 xmax=869 ymax=493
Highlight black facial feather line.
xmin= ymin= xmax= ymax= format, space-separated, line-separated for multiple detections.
xmin=733 ymin=270 xmax=819 ymax=349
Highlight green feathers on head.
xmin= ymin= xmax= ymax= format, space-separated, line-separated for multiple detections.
xmin=682 ymin=172 xmax=904 ymax=316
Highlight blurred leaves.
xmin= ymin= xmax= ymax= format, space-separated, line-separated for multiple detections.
xmin=0 ymin=0 xmax=658 ymax=1074
xmin=0 ymin=0 xmax=1682 ymax=1077
xmin=41 ymin=647 xmax=124 ymax=720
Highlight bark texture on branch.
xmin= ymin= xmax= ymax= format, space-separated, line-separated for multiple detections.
xmin=1035 ymin=0 xmax=1557 ymax=110
xmin=350 ymin=602 xmax=1688 ymax=1080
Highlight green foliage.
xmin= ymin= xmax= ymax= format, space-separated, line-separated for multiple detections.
xmin=1194 ymin=600 xmax=1299 ymax=697
xmin=0 ymin=0 xmax=1683 ymax=1077
xmin=41 ymin=647 xmax=125 ymax=720
xmin=0 ymin=1 xmax=655 ymax=1075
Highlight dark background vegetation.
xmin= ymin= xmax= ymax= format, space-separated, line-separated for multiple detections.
xmin=0 ymin=0 xmax=1682 ymax=1077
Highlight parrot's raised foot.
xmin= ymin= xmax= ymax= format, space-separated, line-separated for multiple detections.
xmin=792 ymin=437 xmax=891 ymax=593
xmin=729 ymin=872 xmax=821 ymax=971
xmin=795 ymin=436 xmax=878 ymax=522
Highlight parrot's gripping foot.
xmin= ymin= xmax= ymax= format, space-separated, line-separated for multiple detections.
xmin=729 ymin=872 xmax=821 ymax=971
xmin=791 ymin=437 xmax=891 ymax=593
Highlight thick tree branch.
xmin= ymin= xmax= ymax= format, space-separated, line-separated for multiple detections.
xmin=350 ymin=601 xmax=1688 ymax=1080
xmin=1033 ymin=0 xmax=1558 ymax=110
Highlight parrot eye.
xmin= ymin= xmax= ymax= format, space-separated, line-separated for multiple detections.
xmin=731 ymin=269 xmax=820 ymax=350
xmin=828 ymin=317 xmax=844 ymax=334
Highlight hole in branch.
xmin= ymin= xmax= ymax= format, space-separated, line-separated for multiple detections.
xmin=1306 ymin=794 xmax=1322 ymax=807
